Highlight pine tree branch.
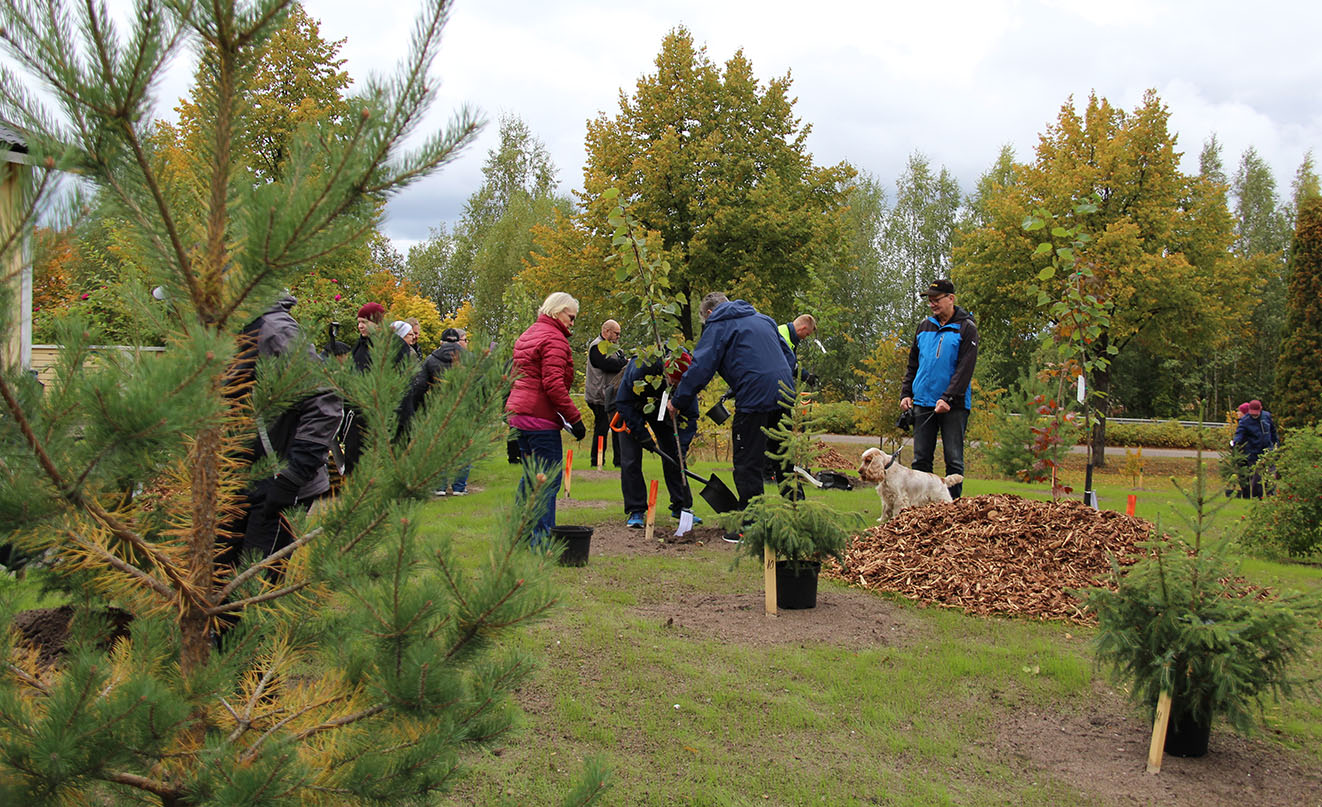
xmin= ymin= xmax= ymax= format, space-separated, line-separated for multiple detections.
xmin=444 ymin=579 xmax=529 ymax=661
xmin=80 ymin=0 xmax=200 ymax=308
xmin=208 ymin=581 xmax=309 ymax=615
xmin=338 ymin=503 xmax=390 ymax=557
xmin=216 ymin=527 xmax=321 ymax=601
xmin=291 ymin=703 xmax=387 ymax=742
xmin=0 ymin=373 xmax=193 ymax=602
xmin=238 ymin=697 xmax=383 ymax=765
xmin=103 ymin=770 xmax=180 ymax=801
xmin=66 ymin=528 xmax=176 ymax=600
xmin=5 ymin=662 xmax=50 ymax=695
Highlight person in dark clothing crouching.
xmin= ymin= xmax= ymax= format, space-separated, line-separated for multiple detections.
xmin=226 ymin=295 xmax=342 ymax=569
xmin=615 ymin=351 xmax=700 ymax=528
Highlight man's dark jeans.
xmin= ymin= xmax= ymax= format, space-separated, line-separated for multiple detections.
xmin=731 ymin=409 xmax=788 ymax=509
xmin=619 ymin=422 xmax=692 ymax=516
xmin=910 ymin=405 xmax=969 ymax=498
xmin=516 ymin=428 xmax=563 ymax=544
xmin=588 ymin=402 xmax=621 ymax=467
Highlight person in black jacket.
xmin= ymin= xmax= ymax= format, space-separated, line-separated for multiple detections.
xmin=344 ymin=304 xmax=415 ymax=474
xmin=1232 ymin=399 xmax=1279 ymax=498
xmin=616 ymin=351 xmax=699 ymax=527
xmin=226 ymin=295 xmax=343 ymax=564
xmin=406 ymin=328 xmax=473 ymax=495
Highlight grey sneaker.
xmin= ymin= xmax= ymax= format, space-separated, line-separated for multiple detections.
xmin=451 ymin=490 xmax=467 ymax=496
xmin=434 ymin=489 xmax=447 ymax=497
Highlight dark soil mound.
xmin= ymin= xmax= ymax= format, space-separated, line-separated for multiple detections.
xmin=11 ymin=605 xmax=134 ymax=667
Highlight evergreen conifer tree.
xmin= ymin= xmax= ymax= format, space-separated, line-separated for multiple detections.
xmin=1275 ymin=197 xmax=1322 ymax=428
xmin=0 ymin=1 xmax=604 ymax=804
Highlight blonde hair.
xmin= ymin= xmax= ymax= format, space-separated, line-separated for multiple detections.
xmin=538 ymin=292 xmax=580 ymax=318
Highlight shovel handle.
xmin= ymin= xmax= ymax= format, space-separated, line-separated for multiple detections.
xmin=651 ymin=445 xmax=713 ymax=486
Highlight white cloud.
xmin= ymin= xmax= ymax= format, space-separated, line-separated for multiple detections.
xmin=11 ymin=0 xmax=1322 ymax=242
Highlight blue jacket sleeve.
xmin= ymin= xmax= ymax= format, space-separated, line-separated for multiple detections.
xmin=671 ymin=326 xmax=722 ymax=412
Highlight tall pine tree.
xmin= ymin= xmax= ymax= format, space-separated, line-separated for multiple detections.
xmin=0 ymin=1 xmax=604 ymax=804
xmin=1275 ymin=197 xmax=1322 ymax=428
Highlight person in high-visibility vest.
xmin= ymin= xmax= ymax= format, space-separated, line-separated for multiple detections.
xmin=770 ymin=314 xmax=818 ymax=482
xmin=777 ymin=314 xmax=818 ymax=385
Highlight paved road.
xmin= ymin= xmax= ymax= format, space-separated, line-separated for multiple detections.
xmin=815 ymin=434 xmax=1216 ymax=459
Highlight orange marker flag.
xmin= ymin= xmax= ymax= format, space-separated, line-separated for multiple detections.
xmin=1126 ymin=494 xmax=1136 ymax=516
xmin=597 ymin=436 xmax=604 ymax=468
xmin=563 ymin=449 xmax=573 ymax=498
xmin=645 ymin=479 xmax=659 ymax=542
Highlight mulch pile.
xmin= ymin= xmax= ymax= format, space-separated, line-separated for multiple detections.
xmin=824 ymin=494 xmax=1154 ymax=622
xmin=813 ymin=442 xmax=858 ymax=471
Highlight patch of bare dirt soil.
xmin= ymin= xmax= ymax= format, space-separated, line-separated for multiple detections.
xmin=634 ymin=590 xmax=919 ymax=647
xmin=990 ymin=686 xmax=1322 ymax=806
xmin=12 ymin=606 xmax=134 ymax=667
xmin=827 ymin=494 xmax=1152 ymax=622
xmin=582 ymin=521 xmax=737 ymax=558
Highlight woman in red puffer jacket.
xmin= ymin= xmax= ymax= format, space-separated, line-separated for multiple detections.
xmin=507 ymin=292 xmax=585 ymax=543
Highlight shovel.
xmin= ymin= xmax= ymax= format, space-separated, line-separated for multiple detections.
xmin=651 ymin=445 xmax=741 ymax=513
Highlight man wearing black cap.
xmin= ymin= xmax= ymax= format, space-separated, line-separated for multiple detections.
xmin=899 ymin=279 xmax=978 ymax=498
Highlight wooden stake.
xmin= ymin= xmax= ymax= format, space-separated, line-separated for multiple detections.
xmin=563 ymin=449 xmax=573 ymax=498
xmin=596 ymin=436 xmax=604 ymax=469
xmin=1146 ymin=690 xmax=1173 ymax=774
xmin=644 ymin=479 xmax=658 ymax=543
xmin=764 ymin=545 xmax=777 ymax=616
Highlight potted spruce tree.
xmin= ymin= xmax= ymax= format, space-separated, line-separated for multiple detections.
xmin=1082 ymin=430 xmax=1322 ymax=757
xmin=721 ymin=382 xmax=862 ymax=609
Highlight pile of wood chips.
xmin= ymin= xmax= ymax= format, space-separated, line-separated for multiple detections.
xmin=814 ymin=442 xmax=859 ymax=471
xmin=824 ymin=494 xmax=1154 ymax=622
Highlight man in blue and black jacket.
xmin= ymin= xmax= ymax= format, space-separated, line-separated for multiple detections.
xmin=900 ymin=279 xmax=978 ymax=499
xmin=669 ymin=292 xmax=795 ymax=512
xmin=615 ymin=351 xmax=700 ymax=527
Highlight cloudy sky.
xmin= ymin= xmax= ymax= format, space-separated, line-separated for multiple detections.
xmin=38 ymin=1 xmax=1322 ymax=251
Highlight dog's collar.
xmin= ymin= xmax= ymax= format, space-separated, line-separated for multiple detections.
xmin=883 ymin=449 xmax=902 ymax=470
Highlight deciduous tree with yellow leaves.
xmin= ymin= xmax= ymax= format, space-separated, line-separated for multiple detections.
xmin=954 ymin=91 xmax=1244 ymax=464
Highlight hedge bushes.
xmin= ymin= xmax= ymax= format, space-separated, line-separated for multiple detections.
xmin=1101 ymin=420 xmax=1231 ymax=449
xmin=807 ymin=397 xmax=1238 ymax=450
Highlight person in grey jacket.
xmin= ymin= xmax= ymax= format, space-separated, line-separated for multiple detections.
xmin=586 ymin=319 xmax=627 ymax=467
xmin=228 ymin=295 xmax=343 ymax=562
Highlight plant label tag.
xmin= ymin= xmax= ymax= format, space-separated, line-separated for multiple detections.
xmin=657 ymin=389 xmax=670 ymax=420
xmin=676 ymin=510 xmax=693 ymax=537
xmin=1076 ymin=374 xmax=1086 ymax=404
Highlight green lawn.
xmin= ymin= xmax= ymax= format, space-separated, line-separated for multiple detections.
xmin=4 ymin=447 xmax=1317 ymax=805
xmin=421 ymin=450 xmax=1321 ymax=806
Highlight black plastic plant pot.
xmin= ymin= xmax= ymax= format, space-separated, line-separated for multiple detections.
xmin=775 ymin=560 xmax=821 ymax=610
xmin=550 ymin=525 xmax=593 ymax=567
xmin=1163 ymin=706 xmax=1211 ymax=758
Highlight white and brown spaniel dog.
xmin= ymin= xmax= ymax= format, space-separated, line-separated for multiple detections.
xmin=858 ymin=447 xmax=963 ymax=522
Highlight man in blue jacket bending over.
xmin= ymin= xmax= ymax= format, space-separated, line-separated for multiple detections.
xmin=900 ymin=279 xmax=979 ymax=499
xmin=669 ymin=293 xmax=795 ymax=521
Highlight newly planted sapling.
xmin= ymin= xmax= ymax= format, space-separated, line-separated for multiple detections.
xmin=1024 ymin=196 xmax=1115 ymax=501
